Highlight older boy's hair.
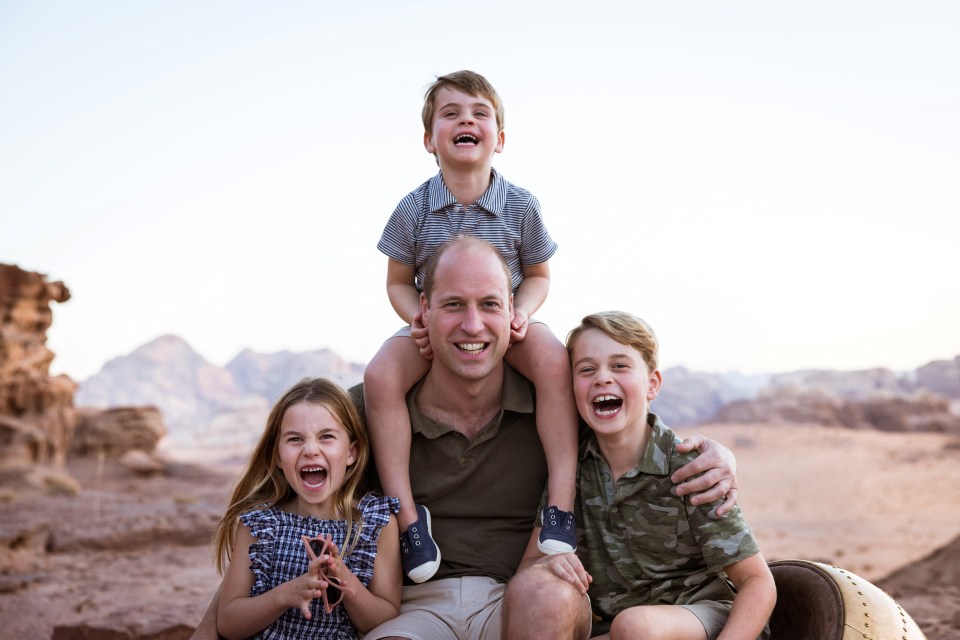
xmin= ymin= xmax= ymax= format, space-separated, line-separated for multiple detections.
xmin=566 ymin=311 xmax=660 ymax=373
xmin=421 ymin=70 xmax=505 ymax=133
xmin=422 ymin=235 xmax=512 ymax=303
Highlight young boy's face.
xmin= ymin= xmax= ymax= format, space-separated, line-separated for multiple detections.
xmin=570 ymin=328 xmax=662 ymax=438
xmin=424 ymin=86 xmax=504 ymax=171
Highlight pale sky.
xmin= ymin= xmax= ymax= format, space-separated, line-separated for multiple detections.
xmin=2 ymin=1 xmax=958 ymax=381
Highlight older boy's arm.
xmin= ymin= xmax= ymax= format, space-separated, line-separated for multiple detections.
xmin=672 ymin=435 xmax=739 ymax=515
xmin=717 ymin=554 xmax=776 ymax=640
xmin=189 ymin=584 xmax=224 ymax=640
xmin=385 ymin=258 xmax=421 ymax=325
xmin=512 ymin=261 xmax=550 ymax=341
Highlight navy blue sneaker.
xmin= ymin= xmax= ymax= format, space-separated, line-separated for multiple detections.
xmin=538 ymin=505 xmax=576 ymax=554
xmin=400 ymin=504 xmax=441 ymax=583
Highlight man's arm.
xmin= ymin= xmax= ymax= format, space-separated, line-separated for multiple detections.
xmin=672 ymin=435 xmax=739 ymax=516
xmin=189 ymin=584 xmax=223 ymax=640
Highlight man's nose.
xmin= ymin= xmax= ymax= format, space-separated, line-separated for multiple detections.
xmin=461 ymin=305 xmax=484 ymax=332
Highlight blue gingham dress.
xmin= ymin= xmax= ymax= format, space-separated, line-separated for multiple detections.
xmin=240 ymin=493 xmax=399 ymax=639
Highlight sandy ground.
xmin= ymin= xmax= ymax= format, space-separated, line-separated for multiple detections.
xmin=1 ymin=422 xmax=958 ymax=639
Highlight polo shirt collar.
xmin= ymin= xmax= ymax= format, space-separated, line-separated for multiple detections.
xmin=408 ymin=363 xmax=534 ymax=439
xmin=427 ymin=168 xmax=506 ymax=217
xmin=581 ymin=412 xmax=672 ymax=477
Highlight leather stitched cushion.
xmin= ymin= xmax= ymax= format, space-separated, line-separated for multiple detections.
xmin=768 ymin=560 xmax=927 ymax=640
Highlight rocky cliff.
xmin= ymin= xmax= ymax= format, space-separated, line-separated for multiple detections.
xmin=0 ymin=263 xmax=76 ymax=470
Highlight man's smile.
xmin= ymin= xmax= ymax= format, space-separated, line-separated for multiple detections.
xmin=457 ymin=342 xmax=487 ymax=355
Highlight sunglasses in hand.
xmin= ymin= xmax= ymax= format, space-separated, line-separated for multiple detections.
xmin=302 ymin=533 xmax=353 ymax=614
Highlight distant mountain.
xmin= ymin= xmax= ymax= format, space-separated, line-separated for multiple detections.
xmin=77 ymin=336 xmax=960 ymax=451
xmin=76 ymin=335 xmax=364 ymax=451
xmin=652 ymin=366 xmax=769 ymax=426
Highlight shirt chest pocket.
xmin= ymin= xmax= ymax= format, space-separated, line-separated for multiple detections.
xmin=606 ymin=498 xmax=687 ymax=561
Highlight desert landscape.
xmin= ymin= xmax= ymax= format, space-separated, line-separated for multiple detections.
xmin=3 ymin=263 xmax=960 ymax=639
xmin=1 ymin=423 xmax=959 ymax=639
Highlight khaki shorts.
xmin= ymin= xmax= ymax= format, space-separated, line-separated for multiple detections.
xmin=589 ymin=577 xmax=770 ymax=640
xmin=364 ymin=576 xmax=505 ymax=640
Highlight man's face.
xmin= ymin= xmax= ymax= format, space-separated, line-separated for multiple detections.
xmin=421 ymin=245 xmax=513 ymax=383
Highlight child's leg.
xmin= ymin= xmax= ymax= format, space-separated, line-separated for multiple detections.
xmin=607 ymin=604 xmax=708 ymax=640
xmin=505 ymin=323 xmax=578 ymax=550
xmin=363 ymin=334 xmax=430 ymax=531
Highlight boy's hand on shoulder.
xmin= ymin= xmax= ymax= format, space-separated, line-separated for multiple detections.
xmin=411 ymin=313 xmax=433 ymax=360
xmin=510 ymin=310 xmax=529 ymax=343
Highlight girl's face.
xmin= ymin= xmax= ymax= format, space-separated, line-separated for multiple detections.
xmin=570 ymin=328 xmax=662 ymax=438
xmin=276 ymin=402 xmax=357 ymax=519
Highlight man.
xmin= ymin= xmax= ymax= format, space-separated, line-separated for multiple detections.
xmin=191 ymin=236 xmax=737 ymax=639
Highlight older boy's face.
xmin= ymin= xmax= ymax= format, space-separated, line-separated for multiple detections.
xmin=424 ymin=86 xmax=504 ymax=170
xmin=570 ymin=329 xmax=662 ymax=438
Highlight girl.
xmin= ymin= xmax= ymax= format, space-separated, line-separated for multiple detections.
xmin=213 ymin=377 xmax=401 ymax=639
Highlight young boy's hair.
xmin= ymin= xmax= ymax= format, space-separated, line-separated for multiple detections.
xmin=566 ymin=311 xmax=660 ymax=373
xmin=421 ymin=70 xmax=505 ymax=134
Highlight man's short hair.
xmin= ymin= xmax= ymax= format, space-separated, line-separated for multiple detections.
xmin=422 ymin=235 xmax=513 ymax=303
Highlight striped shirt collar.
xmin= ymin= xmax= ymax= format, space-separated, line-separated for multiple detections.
xmin=427 ymin=168 xmax=506 ymax=217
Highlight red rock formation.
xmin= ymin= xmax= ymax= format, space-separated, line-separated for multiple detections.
xmin=71 ymin=406 xmax=166 ymax=458
xmin=0 ymin=264 xmax=76 ymax=469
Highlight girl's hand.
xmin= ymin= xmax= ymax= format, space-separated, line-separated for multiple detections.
xmin=510 ymin=310 xmax=530 ymax=343
xmin=282 ymin=557 xmax=330 ymax=620
xmin=411 ymin=313 xmax=433 ymax=360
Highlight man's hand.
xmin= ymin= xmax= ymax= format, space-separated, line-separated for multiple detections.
xmin=410 ymin=313 xmax=432 ymax=360
xmin=672 ymin=435 xmax=739 ymax=516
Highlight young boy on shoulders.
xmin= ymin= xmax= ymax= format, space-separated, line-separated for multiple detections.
xmin=564 ymin=311 xmax=775 ymax=640
xmin=363 ymin=70 xmax=579 ymax=583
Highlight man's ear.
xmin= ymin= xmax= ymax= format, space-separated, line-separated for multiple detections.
xmin=647 ymin=369 xmax=663 ymax=401
xmin=420 ymin=291 xmax=430 ymax=325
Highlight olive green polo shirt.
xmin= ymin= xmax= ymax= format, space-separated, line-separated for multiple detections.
xmin=577 ymin=412 xmax=760 ymax=619
xmin=353 ymin=365 xmax=547 ymax=584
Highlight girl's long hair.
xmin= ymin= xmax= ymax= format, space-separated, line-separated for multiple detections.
xmin=213 ymin=377 xmax=370 ymax=574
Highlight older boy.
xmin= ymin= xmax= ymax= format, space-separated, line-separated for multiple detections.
xmin=364 ymin=71 xmax=580 ymax=582
xmin=524 ymin=311 xmax=776 ymax=639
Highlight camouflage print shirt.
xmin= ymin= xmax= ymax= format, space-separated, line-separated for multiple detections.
xmin=577 ymin=413 xmax=760 ymax=620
